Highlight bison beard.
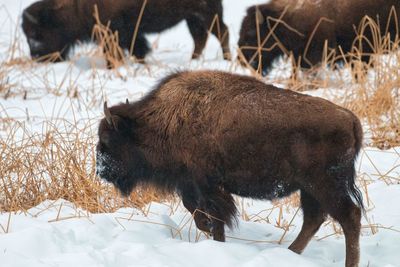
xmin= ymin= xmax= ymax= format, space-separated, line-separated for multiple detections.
xmin=238 ymin=0 xmax=400 ymax=74
xmin=96 ymin=70 xmax=364 ymax=267
xmin=21 ymin=0 xmax=231 ymax=64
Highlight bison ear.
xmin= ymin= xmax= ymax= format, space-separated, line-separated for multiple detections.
xmin=255 ymin=8 xmax=265 ymax=25
xmin=103 ymin=102 xmax=130 ymax=132
xmin=104 ymin=101 xmax=118 ymax=130
xmin=23 ymin=10 xmax=39 ymax=25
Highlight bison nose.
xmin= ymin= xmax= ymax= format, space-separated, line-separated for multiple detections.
xmin=28 ymin=38 xmax=44 ymax=51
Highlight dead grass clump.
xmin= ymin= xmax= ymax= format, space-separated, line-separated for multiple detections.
xmin=91 ymin=5 xmax=126 ymax=69
xmin=0 ymin=119 xmax=167 ymax=213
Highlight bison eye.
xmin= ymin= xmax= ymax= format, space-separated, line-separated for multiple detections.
xmin=100 ymin=132 xmax=111 ymax=147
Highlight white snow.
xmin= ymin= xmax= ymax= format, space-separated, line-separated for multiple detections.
xmin=0 ymin=0 xmax=399 ymax=266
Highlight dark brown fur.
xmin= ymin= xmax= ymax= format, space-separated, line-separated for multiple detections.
xmin=22 ymin=0 xmax=231 ymax=63
xmin=96 ymin=70 xmax=364 ymax=267
xmin=238 ymin=0 xmax=400 ymax=74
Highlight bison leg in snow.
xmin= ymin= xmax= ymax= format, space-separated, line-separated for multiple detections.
xmin=186 ymin=16 xmax=209 ymax=60
xmin=210 ymin=19 xmax=231 ymax=61
xmin=288 ymin=190 xmax=327 ymax=254
xmin=181 ymin=183 xmax=236 ymax=242
xmin=186 ymin=1 xmax=231 ymax=60
xmin=302 ymin=171 xmax=361 ymax=267
xmin=129 ymin=35 xmax=150 ymax=62
xmin=187 ymin=15 xmax=231 ymax=61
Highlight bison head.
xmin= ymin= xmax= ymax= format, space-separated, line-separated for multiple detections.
xmin=22 ymin=0 xmax=77 ymax=61
xmin=96 ymin=102 xmax=146 ymax=196
xmin=237 ymin=6 xmax=279 ymax=75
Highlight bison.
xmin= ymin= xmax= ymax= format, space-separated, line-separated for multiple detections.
xmin=96 ymin=70 xmax=364 ymax=267
xmin=22 ymin=0 xmax=231 ymax=64
xmin=238 ymin=0 xmax=400 ymax=74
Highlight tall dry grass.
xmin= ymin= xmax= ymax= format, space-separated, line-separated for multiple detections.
xmin=0 ymin=117 xmax=166 ymax=213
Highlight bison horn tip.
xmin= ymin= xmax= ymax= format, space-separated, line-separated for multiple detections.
xmin=103 ymin=101 xmax=113 ymax=126
xmin=23 ymin=11 xmax=39 ymax=25
xmin=255 ymin=8 xmax=265 ymax=25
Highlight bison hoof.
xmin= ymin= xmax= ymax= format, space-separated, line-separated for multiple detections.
xmin=223 ymin=52 xmax=231 ymax=61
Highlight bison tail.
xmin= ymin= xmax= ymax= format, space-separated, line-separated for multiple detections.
xmin=347 ymin=166 xmax=365 ymax=213
xmin=348 ymin=116 xmax=365 ymax=213
xmin=353 ymin=114 xmax=363 ymax=155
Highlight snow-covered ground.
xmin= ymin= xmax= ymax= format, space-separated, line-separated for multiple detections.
xmin=0 ymin=0 xmax=399 ymax=266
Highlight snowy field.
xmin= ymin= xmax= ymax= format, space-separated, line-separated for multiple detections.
xmin=0 ymin=0 xmax=400 ymax=266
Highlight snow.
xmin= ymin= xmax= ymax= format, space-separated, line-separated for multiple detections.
xmin=0 ymin=0 xmax=399 ymax=266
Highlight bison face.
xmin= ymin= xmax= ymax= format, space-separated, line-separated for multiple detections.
xmin=22 ymin=1 xmax=74 ymax=61
xmin=237 ymin=7 xmax=276 ymax=75
xmin=96 ymin=103 xmax=146 ymax=196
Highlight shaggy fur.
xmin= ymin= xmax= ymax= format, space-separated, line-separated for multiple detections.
xmin=96 ymin=70 xmax=364 ymax=267
xmin=238 ymin=0 xmax=400 ymax=73
xmin=22 ymin=0 xmax=231 ymax=63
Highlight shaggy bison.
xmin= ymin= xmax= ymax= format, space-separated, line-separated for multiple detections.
xmin=22 ymin=0 xmax=231 ymax=63
xmin=96 ymin=71 xmax=364 ymax=267
xmin=238 ymin=0 xmax=400 ymax=74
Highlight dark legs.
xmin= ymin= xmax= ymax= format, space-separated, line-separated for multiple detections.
xmin=296 ymin=175 xmax=362 ymax=267
xmin=180 ymin=183 xmax=236 ymax=242
xmin=288 ymin=190 xmax=326 ymax=253
xmin=186 ymin=17 xmax=209 ymax=60
xmin=209 ymin=17 xmax=231 ymax=60
xmin=186 ymin=12 xmax=231 ymax=60
xmin=120 ymin=33 xmax=150 ymax=63
xmin=327 ymin=197 xmax=361 ymax=267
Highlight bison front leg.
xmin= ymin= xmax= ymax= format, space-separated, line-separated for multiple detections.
xmin=201 ymin=187 xmax=236 ymax=242
xmin=186 ymin=16 xmax=208 ymax=60
xmin=181 ymin=194 xmax=212 ymax=233
xmin=181 ymin=189 xmax=226 ymax=241
xmin=180 ymin=184 xmax=236 ymax=242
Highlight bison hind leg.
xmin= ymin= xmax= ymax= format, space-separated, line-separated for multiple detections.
xmin=186 ymin=16 xmax=208 ymax=60
xmin=301 ymin=163 xmax=362 ymax=267
xmin=130 ymin=35 xmax=150 ymax=62
xmin=288 ymin=190 xmax=326 ymax=254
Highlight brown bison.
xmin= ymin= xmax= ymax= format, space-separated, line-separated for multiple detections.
xmin=22 ymin=0 xmax=231 ymax=63
xmin=96 ymin=70 xmax=364 ymax=267
xmin=238 ymin=0 xmax=400 ymax=74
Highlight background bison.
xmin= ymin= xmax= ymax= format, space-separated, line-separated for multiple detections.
xmin=22 ymin=0 xmax=231 ymax=63
xmin=96 ymin=70 xmax=364 ymax=267
xmin=238 ymin=0 xmax=400 ymax=74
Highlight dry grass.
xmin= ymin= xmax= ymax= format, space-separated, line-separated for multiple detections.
xmin=0 ymin=117 xmax=167 ymax=213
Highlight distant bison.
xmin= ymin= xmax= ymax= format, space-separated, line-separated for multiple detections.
xmin=238 ymin=0 xmax=400 ymax=74
xmin=22 ymin=0 xmax=231 ymax=63
xmin=96 ymin=70 xmax=364 ymax=267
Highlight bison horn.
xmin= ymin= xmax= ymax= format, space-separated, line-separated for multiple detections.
xmin=255 ymin=8 xmax=265 ymax=25
xmin=103 ymin=101 xmax=113 ymax=126
xmin=23 ymin=11 xmax=39 ymax=25
xmin=126 ymin=98 xmax=129 ymax=104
